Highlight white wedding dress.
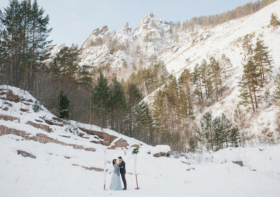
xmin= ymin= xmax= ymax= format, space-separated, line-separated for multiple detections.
xmin=109 ymin=164 xmax=122 ymax=190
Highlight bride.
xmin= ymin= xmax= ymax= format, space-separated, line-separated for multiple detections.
xmin=109 ymin=159 xmax=122 ymax=190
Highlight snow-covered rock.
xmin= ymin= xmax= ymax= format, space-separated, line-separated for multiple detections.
xmin=151 ymin=145 xmax=171 ymax=157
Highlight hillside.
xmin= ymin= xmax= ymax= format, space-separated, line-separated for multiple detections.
xmin=151 ymin=0 xmax=280 ymax=142
xmin=1 ymin=86 xmax=280 ymax=197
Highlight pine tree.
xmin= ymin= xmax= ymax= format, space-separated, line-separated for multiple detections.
xmin=126 ymin=83 xmax=143 ymax=137
xmin=238 ymin=58 xmax=260 ymax=112
xmin=220 ymin=113 xmax=233 ymax=147
xmin=67 ymin=44 xmax=81 ymax=78
xmin=57 ymin=91 xmax=70 ymax=119
xmin=152 ymin=62 xmax=169 ymax=91
xmin=166 ymin=77 xmax=180 ymax=134
xmin=220 ymin=54 xmax=233 ymax=79
xmin=153 ymin=89 xmax=177 ymax=146
xmin=233 ymin=105 xmax=247 ymax=146
xmin=153 ymin=90 xmax=165 ymax=144
xmin=0 ymin=0 xmax=52 ymax=89
xmin=91 ymin=72 xmax=111 ymax=129
xmin=188 ymin=136 xmax=197 ymax=152
xmin=29 ymin=0 xmax=52 ymax=85
xmin=135 ymin=101 xmax=154 ymax=145
xmin=270 ymin=13 xmax=280 ymax=27
xmin=212 ymin=116 xmax=223 ymax=150
xmin=179 ymin=69 xmax=193 ymax=117
xmin=210 ymin=57 xmax=222 ymax=101
xmin=49 ymin=45 xmax=80 ymax=78
xmin=200 ymin=112 xmax=214 ymax=150
xmin=229 ymin=127 xmax=240 ymax=147
xmin=166 ymin=77 xmax=178 ymax=106
xmin=46 ymin=58 xmax=60 ymax=77
xmin=110 ymin=77 xmax=126 ymax=133
xmin=177 ymin=87 xmax=188 ymax=120
xmin=77 ymin=65 xmax=93 ymax=89
xmin=192 ymin=64 xmax=204 ymax=107
xmin=200 ymin=59 xmax=213 ymax=100
xmin=253 ymin=39 xmax=273 ymax=87
xmin=200 ymin=112 xmax=239 ymax=150
xmin=242 ymin=34 xmax=253 ymax=55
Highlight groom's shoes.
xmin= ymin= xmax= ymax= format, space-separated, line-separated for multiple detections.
xmin=123 ymin=188 xmax=127 ymax=190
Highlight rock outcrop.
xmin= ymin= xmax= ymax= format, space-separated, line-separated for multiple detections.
xmin=151 ymin=145 xmax=171 ymax=157
xmin=44 ymin=119 xmax=64 ymax=127
xmin=113 ymin=138 xmax=129 ymax=147
xmin=82 ymin=166 xmax=104 ymax=172
xmin=0 ymin=125 xmax=96 ymax=152
xmin=232 ymin=161 xmax=244 ymax=167
xmin=27 ymin=121 xmax=53 ymax=133
xmin=6 ymin=91 xmax=20 ymax=102
xmin=17 ymin=150 xmax=36 ymax=159
xmin=152 ymin=152 xmax=172 ymax=157
xmin=130 ymin=144 xmax=140 ymax=148
xmin=101 ymin=26 xmax=108 ymax=34
xmin=78 ymin=127 xmax=118 ymax=144
xmin=0 ymin=114 xmax=20 ymax=123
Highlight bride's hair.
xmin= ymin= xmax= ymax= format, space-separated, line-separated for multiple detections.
xmin=112 ymin=159 xmax=117 ymax=166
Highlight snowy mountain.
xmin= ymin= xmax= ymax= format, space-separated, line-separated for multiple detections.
xmin=79 ymin=12 xmax=171 ymax=68
xmin=1 ymin=86 xmax=280 ymax=197
xmin=47 ymin=1 xmax=280 ymax=143
xmin=73 ymin=1 xmax=280 ymax=140
xmin=49 ymin=1 xmax=280 ymax=77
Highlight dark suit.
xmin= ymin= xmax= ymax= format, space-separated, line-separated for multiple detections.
xmin=119 ymin=161 xmax=126 ymax=189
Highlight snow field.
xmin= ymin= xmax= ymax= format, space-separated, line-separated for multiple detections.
xmin=1 ymin=135 xmax=280 ymax=197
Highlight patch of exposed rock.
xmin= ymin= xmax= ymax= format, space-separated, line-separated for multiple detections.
xmin=0 ymin=114 xmax=20 ymax=123
xmin=27 ymin=121 xmax=53 ymax=133
xmin=232 ymin=161 xmax=244 ymax=167
xmin=17 ymin=150 xmax=36 ymax=159
xmin=78 ymin=127 xmax=118 ymax=144
xmin=0 ymin=125 xmax=96 ymax=152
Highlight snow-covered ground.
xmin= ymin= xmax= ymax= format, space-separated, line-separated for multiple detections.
xmin=1 ymin=86 xmax=280 ymax=197
xmin=1 ymin=135 xmax=280 ymax=197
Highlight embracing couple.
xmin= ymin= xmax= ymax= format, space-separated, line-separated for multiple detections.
xmin=110 ymin=156 xmax=127 ymax=191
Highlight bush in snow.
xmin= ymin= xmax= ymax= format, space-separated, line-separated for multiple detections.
xmin=33 ymin=101 xmax=42 ymax=112
xmin=270 ymin=13 xmax=280 ymax=27
xmin=57 ymin=91 xmax=70 ymax=119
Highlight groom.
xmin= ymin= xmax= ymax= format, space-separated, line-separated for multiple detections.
xmin=118 ymin=156 xmax=127 ymax=190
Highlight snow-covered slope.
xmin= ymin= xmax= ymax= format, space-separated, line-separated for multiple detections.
xmin=143 ymin=1 xmax=280 ymax=141
xmin=0 ymin=85 xmax=146 ymax=149
xmin=162 ymin=2 xmax=280 ymax=75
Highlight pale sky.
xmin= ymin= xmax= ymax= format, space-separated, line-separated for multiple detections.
xmin=0 ymin=0 xmax=258 ymax=46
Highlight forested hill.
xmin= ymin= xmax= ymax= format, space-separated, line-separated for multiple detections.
xmin=1 ymin=0 xmax=280 ymax=151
